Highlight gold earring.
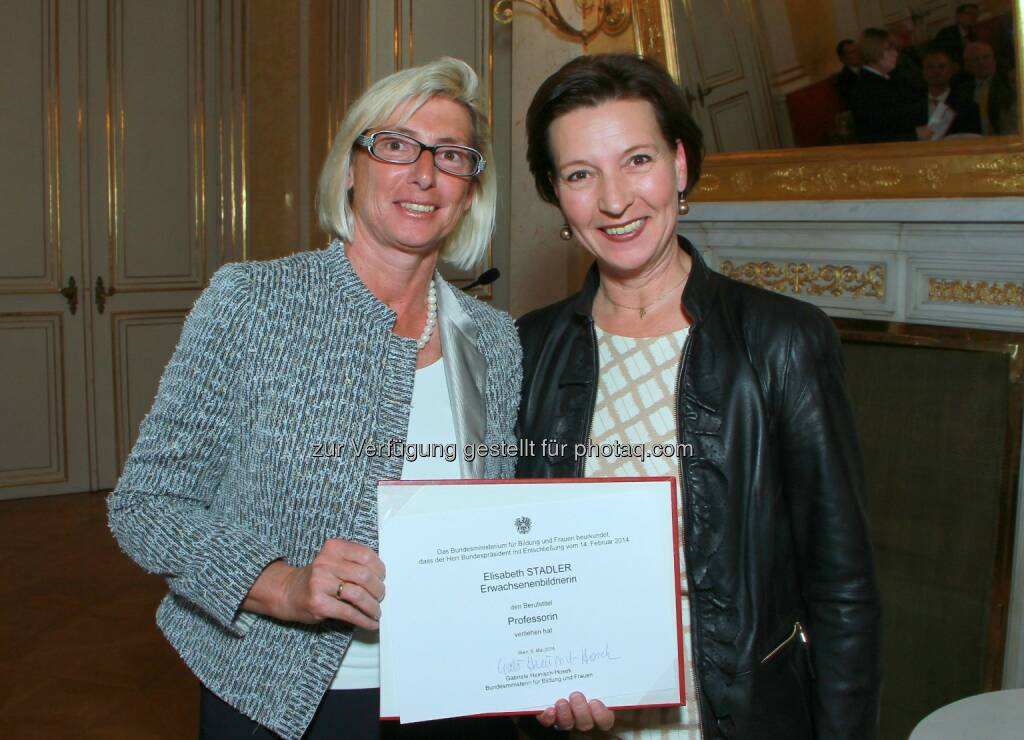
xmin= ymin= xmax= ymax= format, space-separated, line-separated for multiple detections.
xmin=678 ymin=193 xmax=689 ymax=216
xmin=559 ymin=224 xmax=573 ymax=240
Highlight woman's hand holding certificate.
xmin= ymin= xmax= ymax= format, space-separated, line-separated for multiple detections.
xmin=538 ymin=692 xmax=615 ymax=732
xmin=377 ymin=478 xmax=684 ymax=724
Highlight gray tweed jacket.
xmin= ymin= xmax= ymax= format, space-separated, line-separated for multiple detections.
xmin=107 ymin=241 xmax=522 ymax=739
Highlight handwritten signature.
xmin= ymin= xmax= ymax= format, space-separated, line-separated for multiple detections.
xmin=497 ymin=644 xmax=620 ymax=677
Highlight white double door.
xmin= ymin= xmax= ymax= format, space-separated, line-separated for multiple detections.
xmin=1 ymin=0 xmax=221 ymax=499
xmin=669 ymin=0 xmax=780 ymax=153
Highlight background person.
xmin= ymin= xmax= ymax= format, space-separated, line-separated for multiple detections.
xmin=107 ymin=57 xmax=520 ymax=740
xmin=852 ymin=27 xmax=929 ymax=142
xmin=835 ymin=38 xmax=862 ymax=110
xmin=933 ymin=3 xmax=980 ymax=65
xmin=963 ymin=40 xmax=1019 ymax=134
xmin=920 ymin=46 xmax=982 ymax=138
xmin=517 ymin=54 xmax=882 ymax=739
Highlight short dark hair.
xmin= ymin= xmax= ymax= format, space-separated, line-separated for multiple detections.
xmin=525 ymin=54 xmax=705 ymax=203
xmin=955 ymin=3 xmax=979 ymax=15
xmin=922 ymin=44 xmax=955 ymax=63
xmin=836 ymin=39 xmax=855 ymax=58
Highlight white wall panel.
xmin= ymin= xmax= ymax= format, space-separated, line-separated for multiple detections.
xmin=0 ymin=315 xmax=65 ymax=486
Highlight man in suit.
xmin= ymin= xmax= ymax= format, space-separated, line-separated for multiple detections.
xmin=963 ymin=41 xmax=1018 ymax=134
xmin=852 ymin=28 xmax=929 ymax=142
xmin=933 ymin=3 xmax=979 ymax=65
xmin=919 ymin=46 xmax=981 ymax=138
xmin=835 ymin=39 xmax=862 ymax=110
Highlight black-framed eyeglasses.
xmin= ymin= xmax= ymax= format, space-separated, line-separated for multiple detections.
xmin=355 ymin=131 xmax=486 ymax=178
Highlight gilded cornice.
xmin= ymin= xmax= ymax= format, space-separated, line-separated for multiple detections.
xmin=928 ymin=278 xmax=1024 ymax=307
xmin=694 ymin=143 xmax=1024 ymax=201
xmin=720 ymin=260 xmax=886 ymax=299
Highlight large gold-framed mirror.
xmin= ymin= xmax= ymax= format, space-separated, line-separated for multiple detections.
xmin=625 ymin=0 xmax=1024 ymax=200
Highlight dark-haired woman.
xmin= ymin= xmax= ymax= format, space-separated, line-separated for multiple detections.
xmin=517 ymin=54 xmax=882 ymax=739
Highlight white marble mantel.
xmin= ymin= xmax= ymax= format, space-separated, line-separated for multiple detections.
xmin=682 ymin=196 xmax=1024 ymax=690
xmin=683 ymin=197 xmax=1024 ymax=333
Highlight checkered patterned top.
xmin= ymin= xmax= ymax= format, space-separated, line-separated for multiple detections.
xmin=582 ymin=326 xmax=702 ymax=739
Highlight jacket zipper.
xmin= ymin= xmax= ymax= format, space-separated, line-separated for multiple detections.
xmin=575 ymin=318 xmax=600 ymax=477
xmin=672 ymin=334 xmax=706 ymax=739
xmin=759 ymin=621 xmax=809 ymax=664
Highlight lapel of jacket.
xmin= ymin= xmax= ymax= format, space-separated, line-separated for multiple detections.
xmin=437 ymin=278 xmax=487 ymax=479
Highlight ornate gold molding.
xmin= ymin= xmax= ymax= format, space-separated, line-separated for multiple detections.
xmin=969 ymin=154 xmax=1024 ymax=191
xmin=691 ymin=143 xmax=1024 ymax=200
xmin=766 ymin=163 xmax=902 ymax=195
xmin=720 ymin=260 xmax=886 ymax=299
xmin=640 ymin=0 xmax=1024 ymax=201
xmin=928 ymin=278 xmax=1024 ymax=307
xmin=630 ymin=0 xmax=679 ymax=81
xmin=493 ymin=0 xmax=631 ymax=43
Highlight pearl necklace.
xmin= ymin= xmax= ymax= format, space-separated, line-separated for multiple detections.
xmin=416 ymin=279 xmax=438 ymax=350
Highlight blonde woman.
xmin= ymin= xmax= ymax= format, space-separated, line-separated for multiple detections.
xmin=108 ymin=58 xmax=520 ymax=740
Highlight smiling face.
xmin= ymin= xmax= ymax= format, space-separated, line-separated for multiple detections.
xmin=549 ymin=99 xmax=687 ymax=280
xmin=348 ymin=95 xmax=476 ymax=258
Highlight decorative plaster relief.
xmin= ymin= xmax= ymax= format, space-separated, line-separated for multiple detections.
xmin=928 ymin=279 xmax=1024 ymax=307
xmin=907 ymin=258 xmax=1024 ymax=331
xmin=720 ymin=259 xmax=886 ymax=299
xmin=970 ymin=154 xmax=1024 ymax=191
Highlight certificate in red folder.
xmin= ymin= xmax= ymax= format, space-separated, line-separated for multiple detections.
xmin=377 ymin=477 xmax=684 ymax=724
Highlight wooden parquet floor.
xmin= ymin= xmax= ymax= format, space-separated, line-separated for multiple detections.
xmin=0 ymin=492 xmax=196 ymax=739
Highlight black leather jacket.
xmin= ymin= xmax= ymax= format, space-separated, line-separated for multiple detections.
xmin=516 ymin=239 xmax=882 ymax=739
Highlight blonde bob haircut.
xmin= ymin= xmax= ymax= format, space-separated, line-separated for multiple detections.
xmin=316 ymin=57 xmax=495 ymax=270
xmin=859 ymin=28 xmax=895 ymax=66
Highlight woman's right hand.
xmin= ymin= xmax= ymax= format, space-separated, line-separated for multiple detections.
xmin=243 ymin=539 xmax=385 ymax=630
xmin=538 ymin=692 xmax=615 ymax=732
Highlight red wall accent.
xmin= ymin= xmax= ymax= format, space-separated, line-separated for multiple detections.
xmin=785 ymin=77 xmax=845 ymax=148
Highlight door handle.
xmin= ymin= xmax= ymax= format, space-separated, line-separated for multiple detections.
xmin=696 ymin=84 xmax=712 ymax=106
xmin=95 ymin=277 xmax=115 ymax=314
xmin=60 ymin=276 xmax=78 ymax=314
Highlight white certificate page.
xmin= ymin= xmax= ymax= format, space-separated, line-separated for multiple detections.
xmin=378 ymin=478 xmax=683 ymax=724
